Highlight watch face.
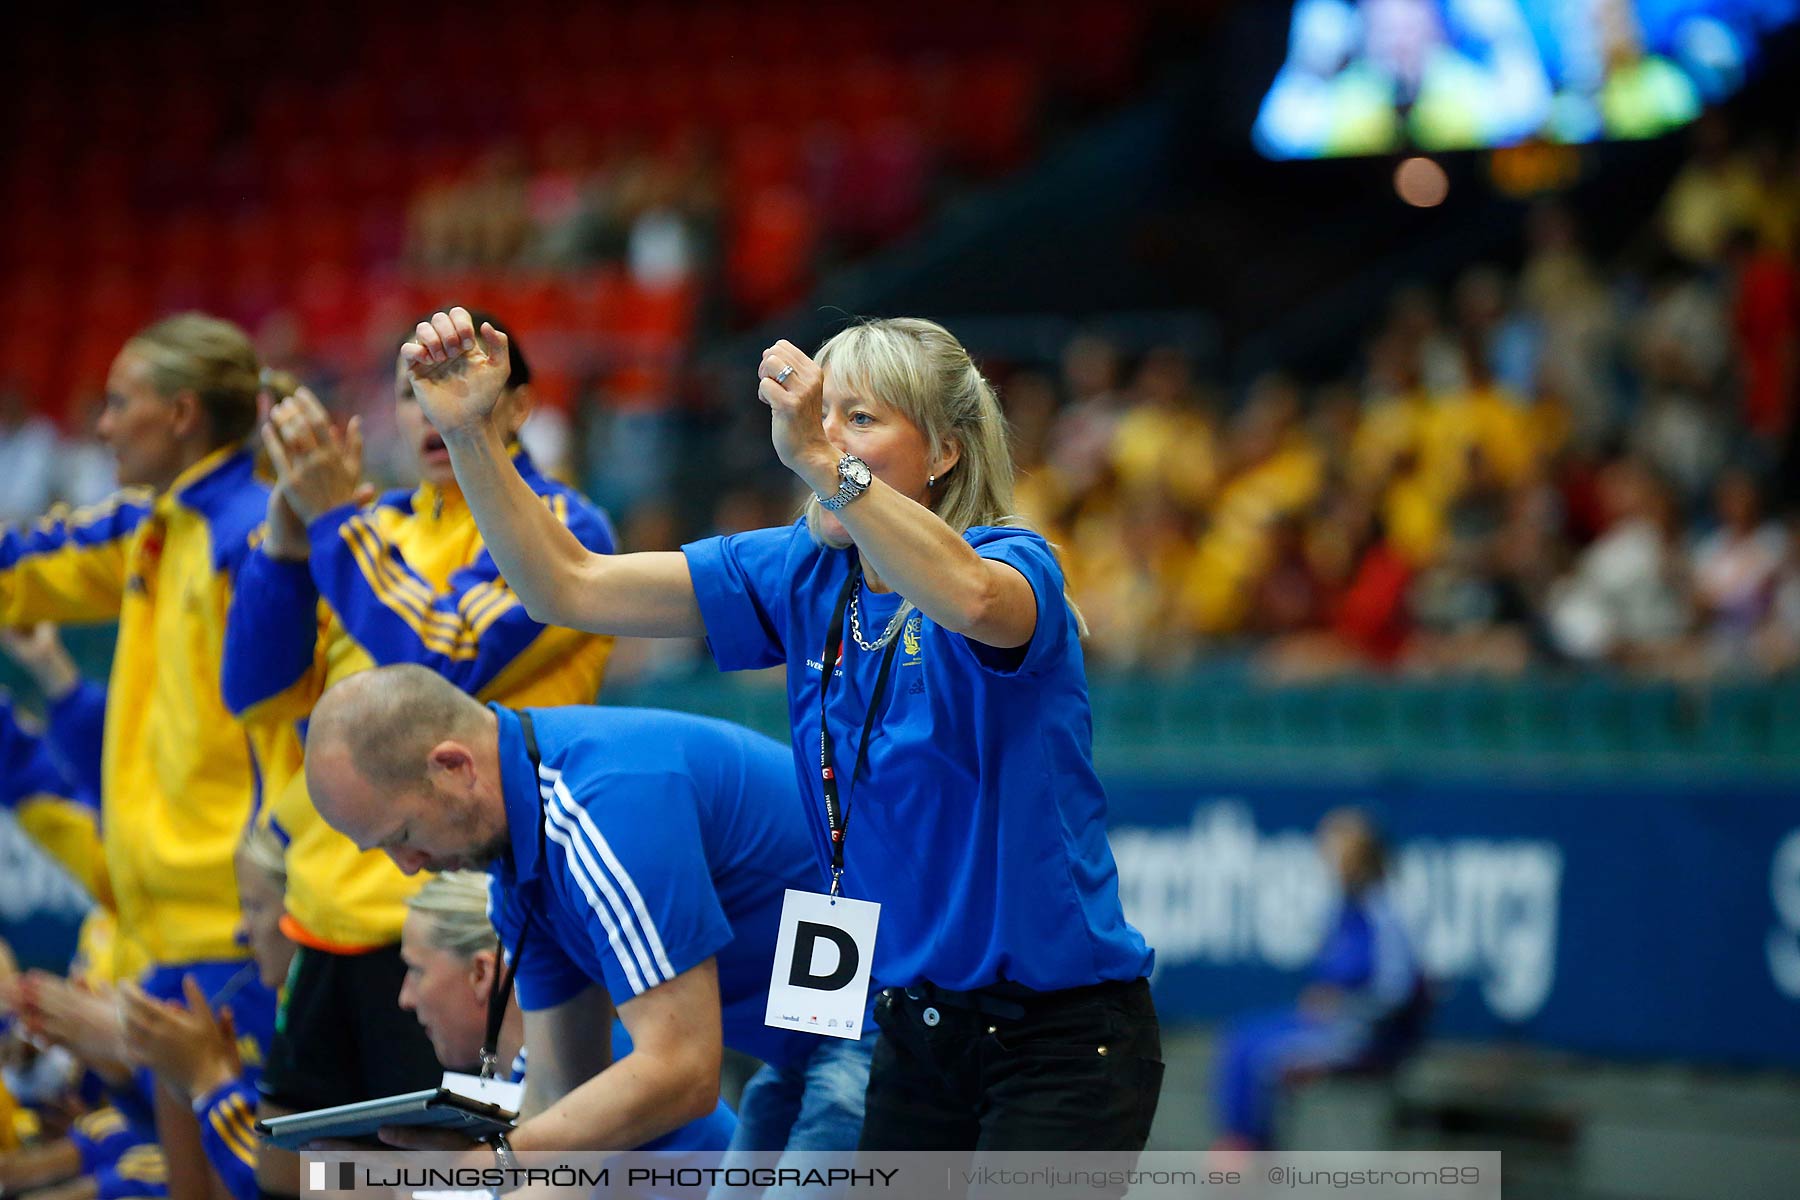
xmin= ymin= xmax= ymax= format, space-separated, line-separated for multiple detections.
xmin=845 ymin=458 xmax=873 ymax=487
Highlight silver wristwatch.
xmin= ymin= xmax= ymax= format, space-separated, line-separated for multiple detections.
xmin=492 ymin=1132 xmax=521 ymax=1186
xmin=818 ymin=454 xmax=873 ymax=511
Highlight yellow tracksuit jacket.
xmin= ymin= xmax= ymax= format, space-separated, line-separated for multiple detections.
xmin=222 ymin=449 xmax=614 ymax=950
xmin=0 ymin=445 xmax=268 ymax=972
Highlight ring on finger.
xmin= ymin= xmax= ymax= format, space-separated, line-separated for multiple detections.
xmin=775 ymin=365 xmax=794 ymax=385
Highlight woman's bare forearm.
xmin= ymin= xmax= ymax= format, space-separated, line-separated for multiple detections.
xmin=792 ymin=451 xmax=1035 ymax=648
xmin=442 ymin=421 xmax=705 ymax=637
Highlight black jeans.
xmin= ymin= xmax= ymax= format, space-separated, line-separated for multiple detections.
xmin=858 ymin=977 xmax=1164 ymax=1152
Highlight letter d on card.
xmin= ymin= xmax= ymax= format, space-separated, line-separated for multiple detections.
xmin=765 ymin=889 xmax=878 ymax=1039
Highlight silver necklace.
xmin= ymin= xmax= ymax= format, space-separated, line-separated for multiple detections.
xmin=847 ymin=577 xmax=910 ymax=652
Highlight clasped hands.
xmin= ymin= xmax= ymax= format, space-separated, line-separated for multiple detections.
xmin=258 ymin=387 xmax=373 ymax=561
xmin=12 ymin=970 xmax=243 ymax=1102
xmin=116 ymin=975 xmax=242 ymax=1102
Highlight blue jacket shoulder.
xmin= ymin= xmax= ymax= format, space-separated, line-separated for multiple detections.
xmin=179 ymin=450 xmax=269 ymax=576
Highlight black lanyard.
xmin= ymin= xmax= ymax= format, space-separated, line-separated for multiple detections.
xmin=481 ymin=711 xmax=541 ymax=1081
xmin=819 ymin=560 xmax=903 ymax=897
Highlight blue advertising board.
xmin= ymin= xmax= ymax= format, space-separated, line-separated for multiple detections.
xmin=1108 ymin=773 xmax=1800 ymax=1068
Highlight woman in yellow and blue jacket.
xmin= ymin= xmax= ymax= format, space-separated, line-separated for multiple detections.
xmin=0 ymin=314 xmax=276 ymax=1200
xmin=219 ymin=317 xmax=615 ymax=1199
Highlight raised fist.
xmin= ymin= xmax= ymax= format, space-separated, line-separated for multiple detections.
xmin=401 ymin=307 xmax=512 ymax=437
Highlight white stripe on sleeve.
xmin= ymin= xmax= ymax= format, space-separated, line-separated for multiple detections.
xmin=540 ymin=796 xmax=653 ymax=994
xmin=540 ymin=771 xmax=669 ymax=992
xmin=547 ymin=773 xmax=677 ymax=983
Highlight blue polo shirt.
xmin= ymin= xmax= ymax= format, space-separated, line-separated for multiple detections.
xmin=682 ymin=520 xmax=1154 ymax=993
xmin=486 ymin=704 xmax=836 ymax=1070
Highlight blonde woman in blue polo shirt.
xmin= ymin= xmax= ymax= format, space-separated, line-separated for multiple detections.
xmin=402 ymin=307 xmax=1161 ymax=1152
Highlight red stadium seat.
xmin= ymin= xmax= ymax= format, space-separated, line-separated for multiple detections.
xmin=226 ymin=265 xmax=293 ymax=337
xmin=5 ymin=278 xmax=73 ymax=377
xmin=358 ymin=276 xmax=431 ymax=350
xmin=68 ymin=150 xmax=135 ymax=217
xmin=727 ymin=124 xmax=805 ymax=199
xmin=253 ymin=81 xmax=312 ymax=150
xmin=156 ymin=81 xmax=222 ymax=153
xmin=146 ymin=214 xmax=221 ymax=283
xmin=685 ymin=5 xmax=741 ymax=68
xmin=89 ymin=81 xmax=151 ymax=145
xmin=619 ymin=279 xmax=694 ymax=344
xmin=207 ymin=146 xmax=271 ymax=212
xmin=78 ymin=271 xmax=152 ymax=341
xmin=702 ymin=65 xmax=761 ymax=133
xmin=71 ymin=329 xmax=127 ymax=394
xmin=492 ymin=274 xmax=565 ymax=337
xmin=75 ymin=212 xmax=146 ymax=278
xmin=289 ymin=209 xmax=360 ymax=271
xmin=3 ymin=209 xmax=72 ymax=275
xmin=6 ymin=341 xmax=67 ymax=418
xmin=618 ymin=6 xmax=679 ymax=64
xmin=356 ymin=207 xmax=409 ymax=269
xmin=150 ymin=267 xmax=220 ymax=317
xmin=726 ymin=186 xmax=815 ymax=318
xmin=528 ymin=364 xmax=577 ymax=414
xmin=564 ymin=269 xmax=630 ymax=337
xmin=225 ymin=211 xmax=287 ymax=279
xmin=293 ymin=264 xmax=369 ymax=347
xmin=340 ymin=138 xmax=408 ymax=207
xmin=834 ymin=58 xmax=911 ymax=135
xmin=945 ymin=57 xmax=1039 ymax=171
xmin=604 ymin=276 xmax=690 ymax=409
xmin=0 ymin=0 xmax=1139 ymax=378
xmin=832 ymin=120 xmax=927 ymax=246
xmin=320 ymin=80 xmax=384 ymax=146
xmin=812 ymin=5 xmax=881 ymax=59
xmin=277 ymin=142 xmax=344 ymax=209
xmin=520 ymin=74 xmax=580 ymax=142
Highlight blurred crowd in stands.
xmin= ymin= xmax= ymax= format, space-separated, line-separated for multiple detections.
xmin=3 ymin=79 xmax=1800 ymax=680
xmin=1010 ymin=115 xmax=1800 ymax=679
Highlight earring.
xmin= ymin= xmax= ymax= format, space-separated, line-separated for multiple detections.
xmin=928 ymin=474 xmax=936 ymax=489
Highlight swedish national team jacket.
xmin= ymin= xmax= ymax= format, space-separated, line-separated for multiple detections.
xmin=0 ymin=445 xmax=270 ymax=971
xmin=223 ymin=449 xmax=615 ymax=950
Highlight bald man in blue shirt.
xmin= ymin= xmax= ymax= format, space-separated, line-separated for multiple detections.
xmin=304 ymin=665 xmax=873 ymax=1160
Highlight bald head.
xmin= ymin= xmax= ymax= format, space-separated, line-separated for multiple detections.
xmin=306 ymin=665 xmax=507 ymax=875
xmin=309 ymin=665 xmax=491 ymax=787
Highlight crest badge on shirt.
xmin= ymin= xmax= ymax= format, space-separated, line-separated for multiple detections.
xmin=765 ymin=889 xmax=879 ymax=1040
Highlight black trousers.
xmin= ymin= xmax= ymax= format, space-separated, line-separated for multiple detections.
xmin=857 ymin=977 xmax=1164 ymax=1152
xmin=258 ymin=943 xmax=444 ymax=1111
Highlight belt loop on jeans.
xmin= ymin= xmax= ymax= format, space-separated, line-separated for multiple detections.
xmin=905 ymin=981 xmax=1027 ymax=1022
